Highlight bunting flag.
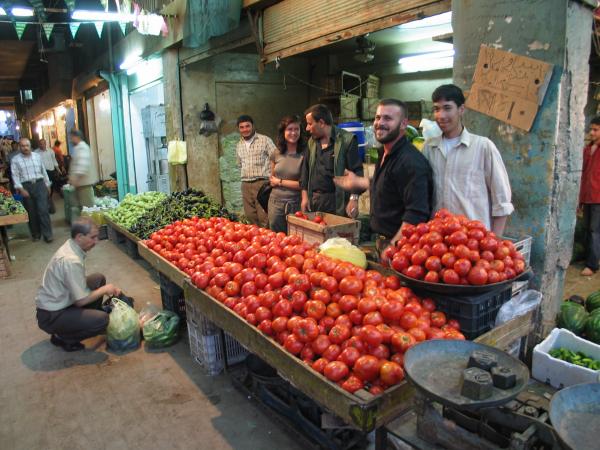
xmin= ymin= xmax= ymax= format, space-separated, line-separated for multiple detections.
xmin=42 ymin=23 xmax=54 ymax=41
xmin=69 ymin=22 xmax=81 ymax=39
xmin=119 ymin=22 xmax=127 ymax=35
xmin=94 ymin=21 xmax=104 ymax=38
xmin=15 ymin=22 xmax=27 ymax=40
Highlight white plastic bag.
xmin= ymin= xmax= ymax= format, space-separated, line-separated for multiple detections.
xmin=419 ymin=118 xmax=442 ymax=140
xmin=139 ymin=302 xmax=161 ymax=328
xmin=495 ymin=290 xmax=542 ymax=326
xmin=319 ymin=238 xmax=367 ymax=268
xmin=107 ymin=298 xmax=140 ymax=351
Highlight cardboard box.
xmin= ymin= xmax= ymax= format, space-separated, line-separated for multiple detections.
xmin=532 ymin=328 xmax=600 ymax=388
xmin=361 ymin=97 xmax=380 ymax=120
xmin=340 ymin=94 xmax=360 ymax=121
xmin=287 ymin=212 xmax=360 ymax=245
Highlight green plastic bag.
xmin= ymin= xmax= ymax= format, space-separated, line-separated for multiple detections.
xmin=107 ymin=298 xmax=140 ymax=351
xmin=142 ymin=310 xmax=180 ymax=348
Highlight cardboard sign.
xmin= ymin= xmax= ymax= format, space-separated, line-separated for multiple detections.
xmin=466 ymin=45 xmax=553 ymax=131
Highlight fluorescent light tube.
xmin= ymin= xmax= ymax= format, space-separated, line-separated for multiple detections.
xmin=72 ymin=10 xmax=135 ymax=22
xmin=12 ymin=7 xmax=34 ymax=17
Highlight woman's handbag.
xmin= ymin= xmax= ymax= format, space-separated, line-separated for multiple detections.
xmin=257 ymin=182 xmax=272 ymax=212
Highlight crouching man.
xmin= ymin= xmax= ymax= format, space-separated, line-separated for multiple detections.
xmin=36 ymin=217 xmax=122 ymax=351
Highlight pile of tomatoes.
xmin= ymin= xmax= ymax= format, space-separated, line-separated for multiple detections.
xmin=382 ymin=209 xmax=527 ymax=286
xmin=145 ymin=216 xmax=464 ymax=395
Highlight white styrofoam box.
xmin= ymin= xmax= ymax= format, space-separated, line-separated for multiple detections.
xmin=532 ymin=328 xmax=600 ymax=388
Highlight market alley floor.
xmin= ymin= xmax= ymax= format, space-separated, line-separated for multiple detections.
xmin=0 ymin=202 xmax=304 ymax=450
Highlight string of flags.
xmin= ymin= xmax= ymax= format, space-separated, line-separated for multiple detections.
xmin=5 ymin=20 xmax=130 ymax=40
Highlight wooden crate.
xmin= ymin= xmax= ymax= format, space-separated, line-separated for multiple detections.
xmin=0 ymin=241 xmax=10 ymax=279
xmin=0 ymin=213 xmax=28 ymax=226
xmin=287 ymin=212 xmax=360 ymax=245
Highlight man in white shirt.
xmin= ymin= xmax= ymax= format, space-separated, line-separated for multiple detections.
xmin=36 ymin=217 xmax=121 ymax=352
xmin=10 ymin=138 xmax=54 ymax=242
xmin=423 ymin=84 xmax=514 ymax=235
xmin=68 ymin=129 xmax=95 ymax=208
xmin=34 ymin=138 xmax=61 ymax=214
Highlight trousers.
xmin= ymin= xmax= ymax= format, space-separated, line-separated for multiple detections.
xmin=21 ymin=179 xmax=53 ymax=240
xmin=36 ymin=273 xmax=109 ymax=344
xmin=242 ymin=180 xmax=269 ymax=228
xmin=583 ymin=204 xmax=600 ymax=271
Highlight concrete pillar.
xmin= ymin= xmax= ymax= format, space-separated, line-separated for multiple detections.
xmin=162 ymin=48 xmax=188 ymax=192
xmin=452 ymin=0 xmax=594 ymax=336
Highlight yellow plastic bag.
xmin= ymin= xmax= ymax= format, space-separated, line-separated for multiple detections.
xmin=167 ymin=140 xmax=187 ymax=165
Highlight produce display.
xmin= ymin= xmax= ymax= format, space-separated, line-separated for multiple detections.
xmin=145 ymin=217 xmax=465 ymax=394
xmin=382 ymin=209 xmax=527 ymax=285
xmin=0 ymin=194 xmax=26 ymax=215
xmin=129 ymin=189 xmax=238 ymax=239
xmin=105 ymin=191 xmax=166 ymax=229
xmin=556 ymin=297 xmax=600 ymax=344
xmin=295 ymin=211 xmax=327 ymax=225
xmin=548 ymin=347 xmax=600 ymax=370
xmin=0 ymin=186 xmax=12 ymax=197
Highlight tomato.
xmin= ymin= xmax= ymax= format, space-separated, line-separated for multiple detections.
xmin=360 ymin=324 xmax=383 ymax=347
xmin=357 ymin=298 xmax=377 ymax=315
xmin=445 ymin=330 xmax=466 ymax=340
xmin=322 ymin=344 xmax=342 ymax=361
xmin=255 ymin=306 xmax=272 ymax=322
xmin=447 ymin=319 xmax=461 ymax=330
xmin=480 ymin=236 xmax=499 ymax=252
xmin=337 ymin=346 xmax=361 ymax=368
xmin=289 ymin=273 xmax=311 ymax=292
xmin=272 ymin=316 xmax=288 ymax=334
xmin=339 ymin=276 xmax=364 ymax=295
xmin=430 ymin=311 xmax=447 ymax=328
xmin=343 ymin=336 xmax=366 ymax=354
xmin=224 ymin=280 xmax=240 ymax=297
xmin=399 ymin=311 xmax=418 ymax=330
xmin=453 ymin=258 xmax=472 ymax=277
xmin=272 ymin=299 xmax=293 ymax=318
xmin=411 ymin=249 xmax=429 ymax=266
xmin=284 ymin=334 xmax=304 ymax=354
xmin=334 ymin=314 xmax=352 ymax=328
xmin=311 ymin=288 xmax=331 ymax=305
xmin=408 ymin=327 xmax=427 ymax=342
xmin=328 ymin=324 xmax=351 ymax=345
xmin=403 ymin=301 xmax=423 ymax=317
xmin=320 ymin=275 xmax=339 ymax=293
xmin=311 ymin=357 xmax=329 ymax=374
xmin=331 ymin=264 xmax=352 ymax=282
xmin=258 ymin=319 xmax=273 ymax=336
xmin=380 ymin=300 xmax=404 ymax=322
xmin=348 ymin=309 xmax=364 ymax=326
xmin=294 ymin=318 xmax=319 ymax=343
xmin=369 ymin=385 xmax=384 ymax=396
xmin=383 ymin=275 xmax=400 ymax=290
xmin=290 ymin=290 xmax=308 ymax=312
xmin=467 ymin=266 xmax=488 ymax=285
xmin=362 ymin=311 xmax=384 ymax=326
xmin=311 ymin=335 xmax=331 ymax=355
xmin=254 ymin=273 xmax=268 ymax=289
xmin=391 ymin=352 xmax=405 ymax=367
xmin=448 ymin=230 xmax=468 ymax=246
xmin=380 ymin=361 xmax=405 ymax=386
xmin=267 ymin=271 xmax=284 ymax=289
xmin=405 ymin=265 xmax=425 ymax=280
xmin=514 ymin=258 xmax=526 ymax=274
xmin=300 ymin=345 xmax=315 ymax=362
xmin=192 ymin=272 xmax=209 ymax=289
xmin=354 ymin=355 xmax=381 ymax=382
xmin=320 ymin=316 xmax=336 ymax=333
xmin=426 ymin=327 xmax=446 ymax=340
xmin=325 ymin=302 xmax=342 ymax=318
xmin=391 ymin=254 xmax=410 ymax=272
xmin=442 ymin=269 xmax=460 ymax=284
xmin=341 ymin=375 xmax=364 ymax=393
xmin=368 ymin=343 xmax=390 ymax=360
xmin=391 ymin=331 xmax=417 ymax=353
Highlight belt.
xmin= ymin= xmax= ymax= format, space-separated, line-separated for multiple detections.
xmin=313 ymin=190 xmax=335 ymax=194
xmin=22 ymin=178 xmax=43 ymax=184
xmin=242 ymin=178 xmax=268 ymax=183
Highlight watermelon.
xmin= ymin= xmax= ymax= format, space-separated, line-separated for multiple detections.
xmin=585 ymin=290 xmax=600 ymax=313
xmin=584 ymin=309 xmax=600 ymax=343
xmin=557 ymin=301 xmax=589 ymax=335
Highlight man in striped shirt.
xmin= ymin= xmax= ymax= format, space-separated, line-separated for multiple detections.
xmin=236 ymin=115 xmax=276 ymax=227
xmin=10 ymin=137 xmax=54 ymax=242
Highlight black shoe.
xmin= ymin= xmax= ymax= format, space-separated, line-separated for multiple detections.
xmin=50 ymin=335 xmax=84 ymax=352
xmin=44 ymin=237 xmax=54 ymax=243
xmin=32 ymin=236 xmax=41 ymax=242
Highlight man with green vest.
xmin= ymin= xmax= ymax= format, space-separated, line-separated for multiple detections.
xmin=300 ymin=104 xmax=364 ymax=217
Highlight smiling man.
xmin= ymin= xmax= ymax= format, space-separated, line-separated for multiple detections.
xmin=235 ymin=114 xmax=276 ymax=227
xmin=334 ymin=99 xmax=433 ymax=252
xmin=422 ymin=84 xmax=514 ymax=235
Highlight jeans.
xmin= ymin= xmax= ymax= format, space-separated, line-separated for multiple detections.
xmin=21 ymin=179 xmax=52 ymax=240
xmin=583 ymin=204 xmax=600 ymax=271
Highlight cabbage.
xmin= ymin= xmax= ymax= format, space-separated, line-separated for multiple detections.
xmin=319 ymin=238 xmax=367 ymax=268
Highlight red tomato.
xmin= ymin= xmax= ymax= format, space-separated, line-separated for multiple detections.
xmin=326 ymin=302 xmax=342 ymax=318
xmin=391 ymin=255 xmax=410 ymax=272
xmin=426 ymin=327 xmax=447 ymax=340
xmin=337 ymin=347 xmax=361 ymax=368
xmin=329 ymin=324 xmax=351 ymax=345
xmin=447 ymin=319 xmax=461 ymax=330
xmin=360 ymin=324 xmax=383 ymax=347
xmin=424 ymin=271 xmax=440 ymax=283
xmin=453 ymin=258 xmax=472 ymax=277
xmin=384 ymin=275 xmax=401 ymax=290
xmin=258 ymin=319 xmax=273 ymax=336
xmin=338 ymin=295 xmax=359 ymax=313
xmin=319 ymin=316 xmax=336 ymax=333
xmin=368 ymin=343 xmax=390 ymax=360
xmin=480 ymin=236 xmax=499 ymax=252
xmin=348 ymin=309 xmax=364 ymax=326
xmin=380 ymin=300 xmax=404 ymax=322
xmin=369 ymin=385 xmax=384 ymax=396
xmin=391 ymin=331 xmax=417 ymax=353
xmin=311 ymin=335 xmax=331 ymax=355
xmin=311 ymin=288 xmax=331 ymax=305
xmin=404 ymin=301 xmax=423 ymax=317
xmin=300 ymin=345 xmax=315 ymax=362
xmin=441 ymin=253 xmax=457 ymax=269
xmin=358 ymin=298 xmax=378 ymax=315
xmin=442 ymin=269 xmax=460 ymax=284
xmin=353 ymin=355 xmax=381 ymax=382
xmin=192 ymin=272 xmax=209 ymax=289
xmin=405 ymin=265 xmax=425 ymax=280
xmin=379 ymin=361 xmax=405 ymax=386
xmin=294 ymin=318 xmax=320 ymax=343
xmin=272 ymin=299 xmax=292 ymax=318
xmin=431 ymin=242 xmax=449 ymax=257
xmin=322 ymin=344 xmax=342 ymax=361
xmin=408 ymin=327 xmax=426 ymax=342
xmin=430 ymin=311 xmax=447 ymax=328
xmin=467 ymin=266 xmax=488 ymax=285
xmin=341 ymin=375 xmax=364 ymax=393
xmin=289 ymin=273 xmax=311 ymax=292
xmin=411 ymin=249 xmax=429 ymax=266
xmin=331 ymin=264 xmax=353 ymax=282
xmin=291 ymin=290 xmax=308 ymax=312
xmin=272 ymin=316 xmax=288 ymax=333
xmin=448 ymin=231 xmax=468 ymax=246
xmin=311 ymin=357 xmax=329 ymax=374
xmin=343 ymin=336 xmax=366 ymax=353
xmin=362 ymin=311 xmax=384 ymax=326
xmin=320 ymin=275 xmax=339 ymax=293
xmin=399 ymin=312 xmax=418 ymax=330
xmin=255 ymin=306 xmax=272 ymax=322
xmin=339 ymin=276 xmax=364 ymax=295
xmin=284 ymin=334 xmax=304 ymax=354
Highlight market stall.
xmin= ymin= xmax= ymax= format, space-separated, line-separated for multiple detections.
xmin=0 ymin=188 xmax=28 ymax=277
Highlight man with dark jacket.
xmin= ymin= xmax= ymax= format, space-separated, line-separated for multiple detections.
xmin=300 ymin=104 xmax=364 ymax=217
xmin=334 ymin=99 xmax=433 ymax=250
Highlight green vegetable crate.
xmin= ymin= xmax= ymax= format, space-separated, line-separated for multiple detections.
xmin=533 ymin=328 xmax=600 ymax=388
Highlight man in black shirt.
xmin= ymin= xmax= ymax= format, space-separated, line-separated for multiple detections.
xmin=335 ymin=99 xmax=432 ymax=248
xmin=300 ymin=104 xmax=364 ymax=217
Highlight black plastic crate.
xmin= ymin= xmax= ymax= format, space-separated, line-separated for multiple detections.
xmin=98 ymin=224 xmax=108 ymax=240
xmin=159 ymin=273 xmax=186 ymax=320
xmin=420 ymin=286 xmax=513 ymax=340
xmin=107 ymin=225 xmax=125 ymax=244
xmin=124 ymin=238 xmax=140 ymax=259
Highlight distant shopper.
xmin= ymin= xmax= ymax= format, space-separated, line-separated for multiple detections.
xmin=579 ymin=116 xmax=600 ymax=276
xmin=268 ymin=115 xmax=307 ymax=233
xmin=52 ymin=139 xmax=65 ymax=170
xmin=36 ymin=217 xmax=121 ymax=352
xmin=422 ymin=84 xmax=513 ymax=235
xmin=34 ymin=138 xmax=61 ymax=213
xmin=10 ymin=137 xmax=53 ymax=242
xmin=68 ymin=129 xmax=95 ymax=208
xmin=236 ymin=115 xmax=276 ymax=227
xmin=300 ymin=104 xmax=363 ymax=217
xmin=334 ymin=99 xmax=433 ymax=252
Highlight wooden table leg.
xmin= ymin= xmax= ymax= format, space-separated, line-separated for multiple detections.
xmin=0 ymin=226 xmax=10 ymax=260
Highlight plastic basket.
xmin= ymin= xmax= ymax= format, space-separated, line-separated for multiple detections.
xmin=424 ymin=287 xmax=513 ymax=340
xmin=159 ymin=273 xmax=186 ymax=320
xmin=107 ymin=225 xmax=125 ymax=244
xmin=98 ymin=224 xmax=108 ymax=240
xmin=187 ymin=322 xmax=249 ymax=376
xmin=124 ymin=238 xmax=140 ymax=259
xmin=185 ymin=297 xmax=219 ymax=336
xmin=505 ymin=235 xmax=532 ymax=266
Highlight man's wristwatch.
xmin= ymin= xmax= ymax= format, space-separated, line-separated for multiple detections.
xmin=349 ymin=194 xmax=359 ymax=201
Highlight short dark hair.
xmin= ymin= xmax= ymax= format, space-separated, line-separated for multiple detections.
xmin=69 ymin=129 xmax=84 ymax=139
xmin=591 ymin=116 xmax=600 ymax=126
xmin=54 ymin=140 xmax=61 ymax=146
xmin=276 ymin=115 xmax=306 ymax=154
xmin=432 ymin=84 xmax=466 ymax=107
xmin=71 ymin=217 xmax=96 ymax=238
xmin=237 ymin=115 xmax=254 ymax=126
xmin=304 ymin=104 xmax=333 ymax=126
xmin=378 ymin=99 xmax=408 ymax=118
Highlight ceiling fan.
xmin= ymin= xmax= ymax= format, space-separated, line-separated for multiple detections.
xmin=354 ymin=35 xmax=376 ymax=63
